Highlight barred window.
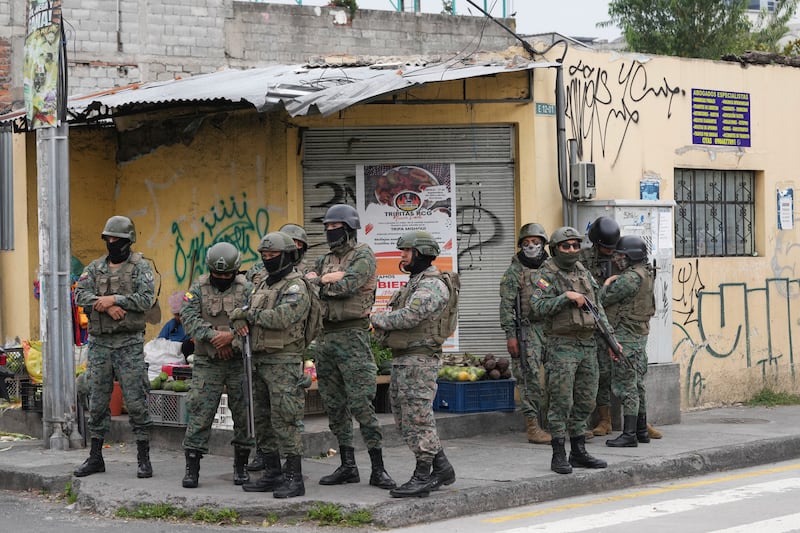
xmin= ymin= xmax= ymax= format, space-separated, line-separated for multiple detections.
xmin=674 ymin=168 xmax=755 ymax=258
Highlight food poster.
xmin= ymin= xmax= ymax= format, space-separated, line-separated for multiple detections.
xmin=356 ymin=163 xmax=459 ymax=351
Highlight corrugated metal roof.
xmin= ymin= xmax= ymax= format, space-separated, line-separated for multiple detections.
xmin=3 ymin=54 xmax=559 ymax=127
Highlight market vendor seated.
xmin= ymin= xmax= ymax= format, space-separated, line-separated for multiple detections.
xmin=158 ymin=291 xmax=194 ymax=356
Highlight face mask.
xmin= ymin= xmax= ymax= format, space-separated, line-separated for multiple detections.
xmin=614 ymin=255 xmax=630 ymax=271
xmin=400 ymin=251 xmax=433 ymax=276
xmin=326 ymin=227 xmax=349 ymax=248
xmin=106 ymin=239 xmax=131 ymax=263
xmin=522 ymin=243 xmax=543 ymax=259
xmin=552 ymin=250 xmax=581 ymax=270
xmin=263 ymin=255 xmax=286 ymax=274
xmin=209 ymin=275 xmax=234 ymax=292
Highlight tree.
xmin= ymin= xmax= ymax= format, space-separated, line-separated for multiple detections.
xmin=604 ymin=0 xmax=798 ymax=59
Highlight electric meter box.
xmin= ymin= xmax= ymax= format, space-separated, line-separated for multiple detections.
xmin=570 ymin=162 xmax=596 ymax=200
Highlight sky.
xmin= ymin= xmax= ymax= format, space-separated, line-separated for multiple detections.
xmin=264 ymin=0 xmax=623 ymax=41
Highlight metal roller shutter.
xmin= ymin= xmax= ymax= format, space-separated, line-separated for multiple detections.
xmin=302 ymin=126 xmax=515 ymax=356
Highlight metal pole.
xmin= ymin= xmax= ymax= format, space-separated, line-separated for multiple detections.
xmin=36 ymin=122 xmax=78 ymax=450
xmin=555 ymin=64 xmax=571 ymax=227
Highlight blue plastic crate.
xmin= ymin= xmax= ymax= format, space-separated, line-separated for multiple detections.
xmin=434 ymin=379 xmax=516 ymax=413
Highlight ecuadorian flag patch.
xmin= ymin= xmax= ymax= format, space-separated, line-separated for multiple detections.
xmin=535 ymin=278 xmax=550 ymax=290
xmin=184 ymin=292 xmax=193 ymax=301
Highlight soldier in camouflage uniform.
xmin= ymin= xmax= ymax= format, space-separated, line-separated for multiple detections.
xmin=602 ymin=236 xmax=657 ymax=447
xmin=371 ymin=231 xmax=457 ymax=498
xmin=578 ymin=216 xmax=621 ymax=438
xmin=307 ymin=204 xmax=396 ymax=491
xmin=245 ymin=223 xmax=310 ymax=473
xmin=499 ymin=223 xmax=551 ymax=445
xmin=180 ymin=242 xmax=254 ymax=488
xmin=232 ymin=231 xmax=311 ymax=498
xmin=530 ymin=227 xmax=611 ymax=475
xmin=74 ymin=216 xmax=155 ymax=479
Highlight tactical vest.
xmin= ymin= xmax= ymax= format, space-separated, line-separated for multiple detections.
xmin=580 ymin=246 xmax=619 ymax=284
xmin=605 ymin=263 xmax=655 ymax=335
xmin=544 ymin=261 xmax=596 ymax=338
xmin=88 ymin=252 xmax=147 ymax=335
xmin=518 ymin=267 xmax=535 ymax=326
xmin=193 ymin=274 xmax=248 ymax=356
xmin=384 ymin=269 xmax=455 ymax=356
xmin=250 ymin=271 xmax=307 ymax=354
xmin=319 ymin=242 xmax=376 ymax=322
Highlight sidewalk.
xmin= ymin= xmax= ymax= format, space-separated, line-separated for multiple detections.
xmin=1 ymin=405 xmax=800 ymax=528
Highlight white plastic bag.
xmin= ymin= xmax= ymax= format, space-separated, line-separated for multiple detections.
xmin=143 ymin=338 xmax=184 ymax=381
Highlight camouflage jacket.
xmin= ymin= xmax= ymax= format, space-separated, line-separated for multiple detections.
xmin=600 ymin=263 xmax=655 ymax=336
xmin=246 ymin=271 xmax=311 ymax=355
xmin=578 ymin=245 xmax=621 ymax=285
xmin=499 ymin=253 xmax=545 ymax=340
xmin=181 ymin=274 xmax=251 ymax=353
xmin=311 ymin=240 xmax=376 ymax=323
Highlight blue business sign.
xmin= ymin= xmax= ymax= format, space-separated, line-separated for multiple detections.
xmin=691 ymin=88 xmax=751 ymax=147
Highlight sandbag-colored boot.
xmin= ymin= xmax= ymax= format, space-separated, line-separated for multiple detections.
xmin=233 ymin=447 xmax=250 ymax=485
xmin=550 ymin=437 xmax=572 ymax=474
xmin=136 ymin=440 xmax=153 ymax=478
xmin=182 ymin=450 xmax=202 ymax=488
xmin=569 ymin=435 xmax=607 ymax=469
xmin=647 ymin=421 xmax=662 ymax=440
xmin=368 ymin=448 xmax=396 ymax=489
xmin=526 ymin=417 xmax=552 ymax=444
xmin=429 ymin=449 xmax=456 ymax=490
xmin=242 ymin=452 xmax=283 ymax=492
xmin=606 ymin=415 xmax=638 ymax=447
xmin=74 ymin=438 xmax=105 ymax=477
xmin=319 ymin=445 xmax=360 ymax=485
xmin=273 ymin=455 xmax=305 ymax=498
xmin=390 ymin=456 xmax=433 ymax=498
xmin=592 ymin=405 xmax=612 ymax=436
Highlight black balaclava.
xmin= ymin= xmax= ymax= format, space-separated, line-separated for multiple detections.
xmin=264 ymin=253 xmax=294 ymax=285
xmin=326 ymin=226 xmax=356 ymax=250
xmin=400 ymin=250 xmax=435 ymax=276
xmin=209 ymin=274 xmax=235 ymax=292
xmin=106 ymin=238 xmax=131 ymax=263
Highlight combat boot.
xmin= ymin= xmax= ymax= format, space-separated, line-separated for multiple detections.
xmin=273 ymin=455 xmax=305 ymax=498
xmin=606 ymin=415 xmax=638 ymax=447
xmin=569 ymin=435 xmax=607 ymax=469
xmin=526 ymin=417 xmax=552 ymax=444
xmin=390 ymin=456 xmax=433 ymax=498
xmin=638 ymin=414 xmax=652 ymax=443
xmin=429 ymin=449 xmax=456 ymax=490
xmin=182 ymin=449 xmax=202 ymax=488
xmin=136 ymin=440 xmax=153 ymax=478
xmin=550 ymin=437 xmax=572 ymax=474
xmin=74 ymin=438 xmax=105 ymax=477
xmin=592 ymin=405 xmax=612 ymax=436
xmin=646 ymin=420 xmax=662 ymax=440
xmin=247 ymin=449 xmax=268 ymax=471
xmin=367 ymin=448 xmax=396 ymax=489
xmin=233 ymin=447 xmax=250 ymax=485
xmin=242 ymin=452 xmax=284 ymax=492
xmin=319 ymin=445 xmax=360 ymax=485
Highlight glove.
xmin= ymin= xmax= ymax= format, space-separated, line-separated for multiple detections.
xmin=229 ymin=307 xmax=248 ymax=321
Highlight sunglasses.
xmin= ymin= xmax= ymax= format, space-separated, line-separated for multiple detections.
xmin=558 ymin=242 xmax=581 ymax=251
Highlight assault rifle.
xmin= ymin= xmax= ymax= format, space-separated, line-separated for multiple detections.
xmin=513 ymin=294 xmax=530 ymax=390
xmin=581 ymin=298 xmax=633 ymax=371
xmin=242 ymin=334 xmax=256 ymax=440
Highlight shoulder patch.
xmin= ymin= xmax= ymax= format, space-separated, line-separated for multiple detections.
xmin=286 ymin=283 xmax=301 ymax=294
xmin=144 ymin=271 xmax=154 ymax=283
xmin=535 ymin=278 xmax=550 ymax=290
xmin=533 ymin=289 xmax=543 ymax=298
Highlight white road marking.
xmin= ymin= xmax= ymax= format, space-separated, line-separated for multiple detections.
xmin=707 ymin=512 xmax=800 ymax=533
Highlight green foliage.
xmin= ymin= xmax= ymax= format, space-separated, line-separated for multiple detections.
xmin=306 ymin=503 xmax=373 ymax=526
xmin=783 ymin=37 xmax=800 ymax=55
xmin=747 ymin=387 xmax=800 ymax=407
xmin=64 ymin=480 xmax=77 ymax=504
xmin=605 ymin=0 xmax=798 ymax=59
xmin=192 ymin=508 xmax=241 ymax=524
xmin=371 ymin=334 xmax=393 ymax=374
xmin=115 ymin=503 xmax=189 ymax=520
xmin=328 ymin=0 xmax=358 ymax=16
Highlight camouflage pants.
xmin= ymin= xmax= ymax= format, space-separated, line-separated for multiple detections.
xmin=86 ymin=339 xmax=152 ymax=441
xmin=251 ymin=357 xmax=305 ymax=457
xmin=544 ymin=337 xmax=598 ymax=438
xmin=251 ymin=368 xmax=278 ymax=454
xmin=314 ymin=328 xmax=382 ymax=449
xmin=182 ymin=354 xmax=253 ymax=454
xmin=595 ymin=334 xmax=613 ymax=407
xmin=512 ymin=325 xmax=546 ymax=421
xmin=390 ymin=356 xmax=441 ymax=459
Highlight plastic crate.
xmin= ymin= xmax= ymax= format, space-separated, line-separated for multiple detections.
xmin=434 ymin=379 xmax=516 ymax=413
xmin=21 ymin=380 xmax=43 ymax=412
xmin=305 ymin=389 xmax=325 ymax=415
xmin=2 ymin=347 xmax=25 ymax=375
xmin=147 ymin=390 xmax=189 ymax=426
xmin=3 ymin=375 xmax=28 ymax=401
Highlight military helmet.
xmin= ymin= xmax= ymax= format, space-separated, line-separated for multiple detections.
xmin=279 ymin=223 xmax=308 ymax=245
xmin=322 ymin=204 xmax=361 ymax=230
xmin=396 ymin=230 xmax=440 ymax=257
xmin=548 ymin=226 xmax=583 ymax=255
xmin=101 ymin=215 xmax=136 ymax=243
xmin=206 ymin=242 xmax=241 ymax=274
xmin=587 ymin=216 xmax=620 ymax=248
xmin=517 ymin=223 xmax=548 ymax=246
xmin=257 ymin=231 xmax=297 ymax=253
xmin=616 ymin=235 xmax=648 ymax=262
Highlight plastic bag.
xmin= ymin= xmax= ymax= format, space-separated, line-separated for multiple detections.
xmin=144 ymin=337 xmax=184 ymax=381
xmin=23 ymin=340 xmax=43 ymax=384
